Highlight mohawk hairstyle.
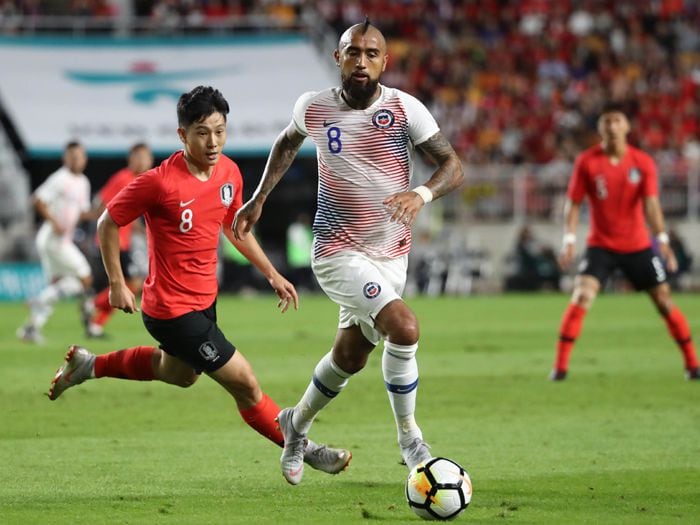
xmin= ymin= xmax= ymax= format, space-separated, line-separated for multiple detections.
xmin=361 ymin=16 xmax=371 ymax=33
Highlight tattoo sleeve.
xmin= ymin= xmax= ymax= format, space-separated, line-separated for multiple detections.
xmin=416 ymin=132 xmax=465 ymax=199
xmin=254 ymin=124 xmax=306 ymax=199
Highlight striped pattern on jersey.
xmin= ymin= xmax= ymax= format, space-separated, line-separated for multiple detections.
xmin=304 ymin=88 xmax=413 ymax=259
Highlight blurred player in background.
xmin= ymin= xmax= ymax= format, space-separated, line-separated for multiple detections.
xmin=234 ymin=21 xmax=464 ymax=484
xmin=17 ymin=141 xmax=93 ymax=343
xmin=85 ymin=142 xmax=154 ymax=338
xmin=552 ymin=102 xmax=698 ymax=381
xmin=47 ymin=86 xmax=350 ymax=476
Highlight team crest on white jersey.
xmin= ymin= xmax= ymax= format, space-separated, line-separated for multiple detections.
xmin=363 ymin=281 xmax=382 ymax=299
xmin=372 ymin=109 xmax=395 ymax=129
xmin=628 ymin=167 xmax=641 ymax=184
xmin=220 ymin=183 xmax=234 ymax=207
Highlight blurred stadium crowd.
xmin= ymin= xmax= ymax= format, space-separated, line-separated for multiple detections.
xmin=1 ymin=1 xmax=699 ymax=294
xmin=2 ymin=0 xmax=699 ymax=168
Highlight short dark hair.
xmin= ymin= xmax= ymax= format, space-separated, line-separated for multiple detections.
xmin=599 ymin=101 xmax=627 ymax=117
xmin=65 ymin=140 xmax=82 ymax=151
xmin=128 ymin=142 xmax=149 ymax=155
xmin=177 ymin=86 xmax=229 ymax=128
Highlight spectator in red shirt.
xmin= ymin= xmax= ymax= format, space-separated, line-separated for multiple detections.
xmin=551 ymin=102 xmax=698 ymax=381
xmin=46 ymin=85 xmax=351 ymax=477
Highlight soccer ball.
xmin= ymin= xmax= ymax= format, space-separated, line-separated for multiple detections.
xmin=405 ymin=457 xmax=472 ymax=520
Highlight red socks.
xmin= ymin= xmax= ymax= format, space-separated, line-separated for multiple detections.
xmin=663 ymin=307 xmax=698 ymax=370
xmin=94 ymin=346 xmax=156 ymax=380
xmin=554 ymin=304 xmax=587 ymax=372
xmin=239 ymin=393 xmax=285 ymax=447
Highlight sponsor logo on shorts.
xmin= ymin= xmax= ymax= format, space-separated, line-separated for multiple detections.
xmin=578 ymin=258 xmax=588 ymax=273
xmin=651 ymin=256 xmax=666 ymax=282
xmin=198 ymin=341 xmax=220 ymax=362
xmin=372 ymin=109 xmax=395 ymax=129
xmin=363 ymin=281 xmax=382 ymax=299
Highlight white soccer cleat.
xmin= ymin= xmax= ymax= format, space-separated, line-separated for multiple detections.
xmin=16 ymin=324 xmax=44 ymax=344
xmin=277 ymin=407 xmax=308 ymax=485
xmin=48 ymin=345 xmax=96 ymax=401
xmin=304 ymin=440 xmax=352 ymax=475
xmin=87 ymin=322 xmax=105 ymax=339
xmin=401 ymin=437 xmax=432 ymax=471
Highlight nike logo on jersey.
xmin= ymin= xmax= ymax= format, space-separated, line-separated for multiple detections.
xmin=323 ymin=120 xmax=340 ymax=127
xmin=180 ymin=198 xmax=195 ymax=207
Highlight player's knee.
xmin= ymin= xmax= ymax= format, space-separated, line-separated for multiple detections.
xmin=650 ymin=287 xmax=673 ymax=316
xmin=377 ymin=305 xmax=420 ymax=345
xmin=334 ymin=348 xmax=369 ymax=374
xmin=389 ymin=315 xmax=419 ymax=345
xmin=572 ymin=287 xmax=597 ymax=309
xmin=173 ymin=371 xmax=199 ymax=388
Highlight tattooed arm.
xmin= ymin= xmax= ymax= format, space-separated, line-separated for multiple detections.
xmin=233 ymin=122 xmax=306 ymax=240
xmin=384 ymin=131 xmax=464 ymax=225
xmin=416 ymin=131 xmax=465 ymax=197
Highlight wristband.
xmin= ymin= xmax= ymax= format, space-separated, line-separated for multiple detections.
xmin=562 ymin=233 xmax=576 ymax=246
xmin=656 ymin=232 xmax=669 ymax=244
xmin=411 ymin=185 xmax=433 ymax=204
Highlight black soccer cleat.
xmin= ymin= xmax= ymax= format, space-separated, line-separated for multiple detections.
xmin=549 ymin=368 xmax=568 ymax=381
xmin=686 ymin=367 xmax=699 ymax=380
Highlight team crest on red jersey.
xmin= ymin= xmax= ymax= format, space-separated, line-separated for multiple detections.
xmin=372 ymin=109 xmax=395 ymax=129
xmin=628 ymin=167 xmax=641 ymax=184
xmin=220 ymin=183 xmax=234 ymax=207
xmin=363 ymin=281 xmax=382 ymax=299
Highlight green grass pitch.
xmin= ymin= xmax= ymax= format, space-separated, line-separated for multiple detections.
xmin=0 ymin=293 xmax=698 ymax=524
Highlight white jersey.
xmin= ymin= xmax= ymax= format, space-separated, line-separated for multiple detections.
xmin=293 ymin=85 xmax=439 ymax=260
xmin=33 ymin=166 xmax=90 ymax=242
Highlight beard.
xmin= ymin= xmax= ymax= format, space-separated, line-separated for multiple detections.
xmin=341 ymin=74 xmax=379 ymax=104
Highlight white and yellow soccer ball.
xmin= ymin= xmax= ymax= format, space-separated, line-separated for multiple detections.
xmin=405 ymin=457 xmax=472 ymax=520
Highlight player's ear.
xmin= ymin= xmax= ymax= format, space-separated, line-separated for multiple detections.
xmin=177 ymin=127 xmax=186 ymax=145
xmin=333 ymin=49 xmax=340 ymax=66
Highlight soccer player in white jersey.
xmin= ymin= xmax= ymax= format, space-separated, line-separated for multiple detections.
xmin=234 ymin=20 xmax=465 ymax=485
xmin=17 ymin=141 xmax=94 ymax=343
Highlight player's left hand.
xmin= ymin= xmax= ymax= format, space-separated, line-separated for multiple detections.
xmin=658 ymin=242 xmax=678 ymax=273
xmin=268 ymin=273 xmax=299 ymax=313
xmin=383 ymin=191 xmax=425 ymax=226
xmin=233 ymin=197 xmax=264 ymax=241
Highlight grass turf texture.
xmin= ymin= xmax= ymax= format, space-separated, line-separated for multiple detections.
xmin=0 ymin=293 xmax=698 ymax=524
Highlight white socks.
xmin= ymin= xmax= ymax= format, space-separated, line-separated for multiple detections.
xmin=291 ymin=340 xmax=423 ymax=448
xmin=30 ymin=276 xmax=85 ymax=329
xmin=292 ymin=351 xmax=351 ymax=434
xmin=382 ymin=341 xmax=422 ymax=447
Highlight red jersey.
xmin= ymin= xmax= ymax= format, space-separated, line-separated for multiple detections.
xmin=98 ymin=168 xmax=136 ymax=250
xmin=567 ymin=144 xmax=658 ymax=253
xmin=107 ymin=151 xmax=243 ymax=319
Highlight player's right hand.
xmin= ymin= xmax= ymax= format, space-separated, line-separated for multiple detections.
xmin=558 ymin=243 xmax=576 ymax=270
xmin=233 ymin=198 xmax=263 ymax=241
xmin=109 ymin=283 xmax=138 ymax=314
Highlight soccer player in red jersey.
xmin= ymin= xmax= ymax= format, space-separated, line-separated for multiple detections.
xmin=552 ymin=102 xmax=698 ymax=381
xmin=84 ymin=142 xmax=154 ymax=338
xmin=47 ymin=86 xmax=351 ymax=476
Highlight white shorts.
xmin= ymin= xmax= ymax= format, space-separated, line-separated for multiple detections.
xmin=36 ymin=223 xmax=91 ymax=280
xmin=312 ymin=251 xmax=407 ymax=345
